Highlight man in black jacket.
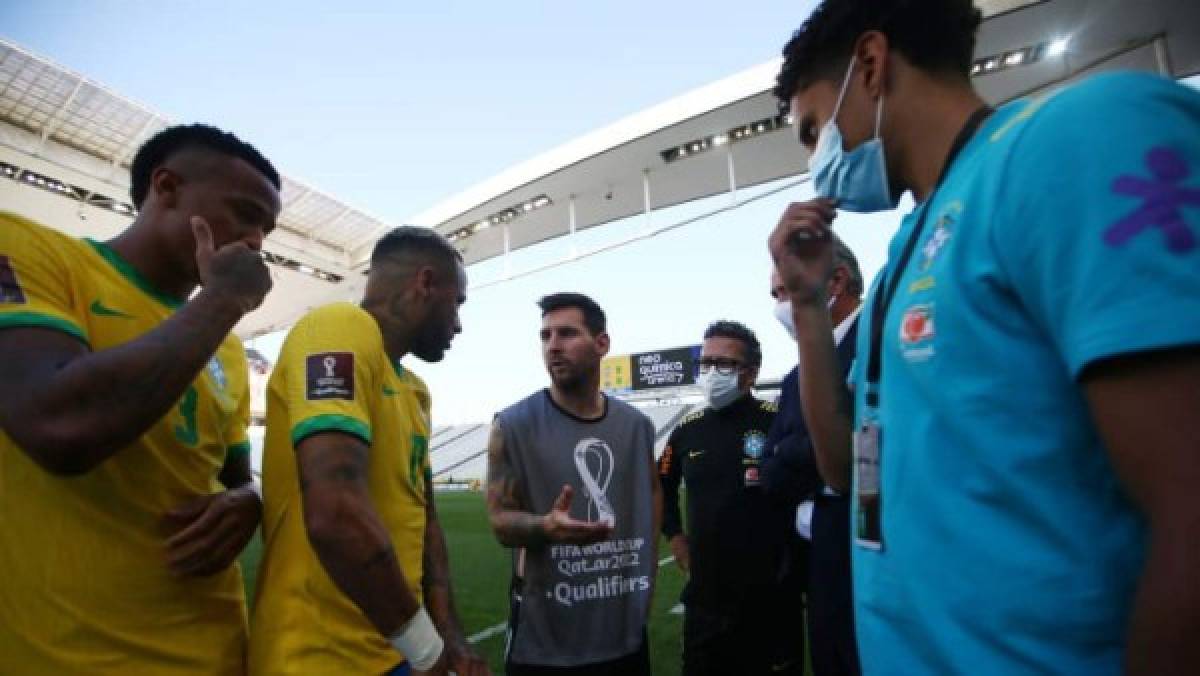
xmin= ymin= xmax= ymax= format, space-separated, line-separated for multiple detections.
xmin=660 ymin=321 xmax=801 ymax=676
xmin=762 ymin=235 xmax=862 ymax=676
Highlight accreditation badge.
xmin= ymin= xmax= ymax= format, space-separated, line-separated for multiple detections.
xmin=855 ymin=415 xmax=883 ymax=551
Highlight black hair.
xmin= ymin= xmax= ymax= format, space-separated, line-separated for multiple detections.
xmin=774 ymin=0 xmax=982 ymax=110
xmin=370 ymin=225 xmax=463 ymax=272
xmin=538 ymin=292 xmax=606 ymax=336
xmin=129 ymin=123 xmax=280 ymax=207
xmin=703 ymin=320 xmax=762 ymax=370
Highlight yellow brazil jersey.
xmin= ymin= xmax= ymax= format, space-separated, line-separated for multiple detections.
xmin=249 ymin=302 xmax=432 ymax=676
xmin=0 ymin=212 xmax=252 ymax=675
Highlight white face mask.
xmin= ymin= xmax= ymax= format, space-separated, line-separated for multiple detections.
xmin=774 ymin=301 xmax=797 ymax=339
xmin=698 ymin=369 xmax=741 ymax=410
xmin=773 ymin=294 xmax=838 ymax=340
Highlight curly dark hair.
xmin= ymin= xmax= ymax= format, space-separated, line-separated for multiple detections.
xmin=130 ymin=123 xmax=280 ymax=207
xmin=703 ymin=320 xmax=762 ymax=370
xmin=774 ymin=0 xmax=982 ymax=111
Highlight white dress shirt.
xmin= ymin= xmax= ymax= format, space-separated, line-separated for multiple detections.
xmin=796 ymin=305 xmax=861 ymax=539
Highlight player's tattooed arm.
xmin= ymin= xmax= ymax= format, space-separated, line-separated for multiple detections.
xmin=0 ymin=218 xmax=271 ymax=475
xmin=485 ymin=419 xmax=547 ymax=547
xmin=486 ymin=419 xmax=612 ymax=547
xmin=0 ymin=293 xmax=252 ymax=474
xmin=297 ymin=431 xmax=420 ymax=638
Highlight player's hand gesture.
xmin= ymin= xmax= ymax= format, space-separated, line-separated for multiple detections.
xmin=192 ymin=216 xmax=272 ymax=314
xmin=164 ymin=485 xmax=262 ymax=577
xmin=446 ymin=641 xmax=492 ymax=676
xmin=542 ymin=485 xmax=613 ymax=545
xmin=767 ymin=198 xmax=837 ymax=307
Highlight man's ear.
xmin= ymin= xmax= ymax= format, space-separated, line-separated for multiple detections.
xmin=854 ymin=29 xmax=892 ymax=100
xmin=829 ymin=266 xmax=849 ymax=297
xmin=595 ymin=331 xmax=611 ymax=358
xmin=415 ymin=266 xmax=436 ymax=299
xmin=150 ymin=167 xmax=181 ymax=209
xmin=744 ymin=366 xmax=760 ymax=390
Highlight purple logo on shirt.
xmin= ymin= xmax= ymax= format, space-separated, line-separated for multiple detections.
xmin=1105 ymin=146 xmax=1199 ymax=254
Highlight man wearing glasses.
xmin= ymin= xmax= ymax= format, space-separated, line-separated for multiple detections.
xmin=659 ymin=321 xmax=802 ymax=676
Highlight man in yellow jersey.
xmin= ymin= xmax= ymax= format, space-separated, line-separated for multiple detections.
xmin=250 ymin=226 xmax=489 ymax=676
xmin=0 ymin=123 xmax=280 ymax=674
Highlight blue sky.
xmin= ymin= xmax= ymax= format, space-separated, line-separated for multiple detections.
xmin=11 ymin=3 xmax=1190 ymax=424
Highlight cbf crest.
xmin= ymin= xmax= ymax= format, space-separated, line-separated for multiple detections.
xmin=206 ymin=356 xmax=228 ymax=392
xmin=742 ymin=430 xmax=767 ymax=460
xmin=919 ymin=201 xmax=962 ymax=272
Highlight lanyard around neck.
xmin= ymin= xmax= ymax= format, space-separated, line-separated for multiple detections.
xmin=864 ymin=105 xmax=993 ymax=408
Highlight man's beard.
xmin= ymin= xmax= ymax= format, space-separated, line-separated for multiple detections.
xmin=410 ymin=325 xmax=447 ymax=363
xmin=548 ymin=362 xmax=593 ymax=392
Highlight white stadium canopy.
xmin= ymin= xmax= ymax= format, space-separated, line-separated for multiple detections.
xmin=2 ymin=0 xmax=1197 ymax=339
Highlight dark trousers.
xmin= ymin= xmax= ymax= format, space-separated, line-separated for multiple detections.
xmin=682 ymin=601 xmax=806 ymax=676
xmin=808 ymin=494 xmax=860 ymax=676
xmin=505 ymin=579 xmax=651 ymax=676
xmin=506 ymin=638 xmax=650 ymax=676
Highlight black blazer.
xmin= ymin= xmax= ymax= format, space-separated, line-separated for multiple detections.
xmin=761 ymin=316 xmax=859 ymax=507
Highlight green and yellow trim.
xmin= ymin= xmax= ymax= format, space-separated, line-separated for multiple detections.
xmin=85 ymin=239 xmax=185 ymax=309
xmin=0 ymin=311 xmax=89 ymax=346
xmin=290 ymin=414 xmax=372 ymax=448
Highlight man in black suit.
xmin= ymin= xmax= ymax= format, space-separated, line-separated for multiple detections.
xmin=762 ymin=234 xmax=862 ymax=676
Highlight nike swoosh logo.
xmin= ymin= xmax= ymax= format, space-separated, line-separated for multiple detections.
xmin=382 ymin=385 xmax=397 ymax=396
xmin=688 ymin=451 xmax=704 ymax=459
xmin=90 ymin=299 xmax=133 ymax=319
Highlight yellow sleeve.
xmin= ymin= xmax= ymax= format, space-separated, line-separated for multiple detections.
xmin=223 ymin=343 xmax=253 ymax=461
xmin=282 ymin=305 xmax=380 ymax=448
xmin=0 ymin=212 xmax=87 ymax=345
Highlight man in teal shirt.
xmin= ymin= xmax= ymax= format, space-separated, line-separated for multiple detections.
xmin=767 ymin=0 xmax=1200 ymax=674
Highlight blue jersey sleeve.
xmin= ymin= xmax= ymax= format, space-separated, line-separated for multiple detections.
xmin=993 ymin=72 xmax=1200 ymax=378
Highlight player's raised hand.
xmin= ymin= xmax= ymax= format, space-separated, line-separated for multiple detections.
xmin=192 ymin=215 xmax=272 ymax=313
xmin=767 ymin=198 xmax=838 ymax=307
xmin=542 ymin=484 xmax=613 ymax=545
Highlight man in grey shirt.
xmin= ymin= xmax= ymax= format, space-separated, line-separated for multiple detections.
xmin=486 ymin=292 xmax=661 ymax=675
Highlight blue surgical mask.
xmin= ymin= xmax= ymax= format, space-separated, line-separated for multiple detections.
xmin=806 ymin=57 xmax=898 ymax=213
xmin=698 ymin=370 xmax=741 ymax=410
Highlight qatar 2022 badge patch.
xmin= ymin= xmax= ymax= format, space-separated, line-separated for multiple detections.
xmin=306 ymin=352 xmax=355 ymax=400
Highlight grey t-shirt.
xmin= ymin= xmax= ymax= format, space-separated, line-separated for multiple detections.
xmin=497 ymin=390 xmax=657 ymax=667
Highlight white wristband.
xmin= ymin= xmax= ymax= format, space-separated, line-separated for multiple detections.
xmin=388 ymin=607 xmax=444 ymax=671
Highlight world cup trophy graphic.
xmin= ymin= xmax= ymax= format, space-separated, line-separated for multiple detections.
xmin=573 ymin=437 xmax=616 ymax=528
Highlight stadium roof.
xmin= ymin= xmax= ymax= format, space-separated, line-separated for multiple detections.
xmin=2 ymin=0 xmax=1197 ymax=338
xmin=415 ymin=0 xmax=1200 ymax=266
xmin=0 ymin=37 xmax=395 ymax=337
